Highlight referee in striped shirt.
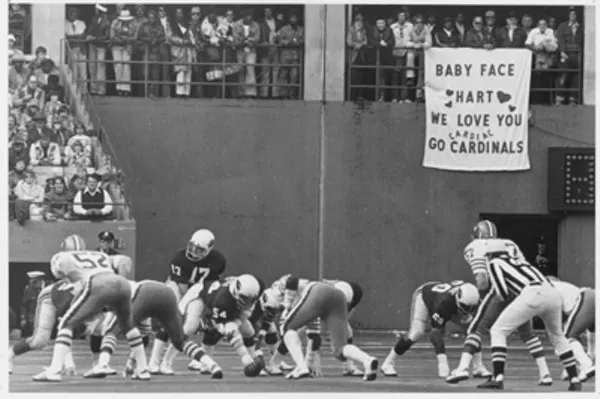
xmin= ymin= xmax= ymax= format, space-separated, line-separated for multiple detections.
xmin=478 ymin=254 xmax=582 ymax=391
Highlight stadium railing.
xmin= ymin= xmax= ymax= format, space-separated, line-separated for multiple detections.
xmin=62 ymin=38 xmax=305 ymax=100
xmin=345 ymin=46 xmax=583 ymax=104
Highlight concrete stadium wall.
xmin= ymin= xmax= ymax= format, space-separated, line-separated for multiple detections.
xmin=95 ymin=97 xmax=595 ymax=329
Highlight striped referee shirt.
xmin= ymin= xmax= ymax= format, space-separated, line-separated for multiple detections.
xmin=488 ymin=258 xmax=549 ymax=301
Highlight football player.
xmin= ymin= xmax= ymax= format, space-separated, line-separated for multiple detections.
xmin=274 ymin=274 xmax=378 ymax=381
xmin=447 ymin=220 xmax=552 ymax=386
xmin=165 ymin=229 xmax=226 ymax=302
xmin=83 ymin=278 xmax=223 ymax=379
xmin=149 ymin=274 xmax=266 ymax=377
xmin=32 ymin=237 xmax=149 ymax=382
xmin=547 ymin=276 xmax=595 ymax=381
xmin=380 ymin=281 xmax=480 ymax=378
xmin=8 ymin=235 xmax=87 ymax=375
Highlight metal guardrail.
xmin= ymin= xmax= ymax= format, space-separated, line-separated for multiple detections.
xmin=63 ymin=38 xmax=305 ymax=99
xmin=346 ymin=46 xmax=583 ymax=103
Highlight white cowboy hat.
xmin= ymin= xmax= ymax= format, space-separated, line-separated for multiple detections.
xmin=118 ymin=9 xmax=133 ymax=21
xmin=95 ymin=3 xmax=107 ymax=13
xmin=26 ymin=271 xmax=45 ymax=279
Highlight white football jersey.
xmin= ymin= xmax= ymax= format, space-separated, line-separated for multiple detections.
xmin=272 ymin=274 xmax=312 ymax=310
xmin=553 ymin=280 xmax=583 ymax=315
xmin=50 ymin=250 xmax=114 ymax=283
xmin=464 ymin=238 xmax=528 ymax=276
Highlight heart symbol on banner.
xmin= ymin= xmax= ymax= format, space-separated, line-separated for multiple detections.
xmin=497 ymin=91 xmax=512 ymax=104
xmin=444 ymin=101 xmax=453 ymax=108
xmin=508 ymin=105 xmax=516 ymax=112
xmin=446 ymin=89 xmax=454 ymax=96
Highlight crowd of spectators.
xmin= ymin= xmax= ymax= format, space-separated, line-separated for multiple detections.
xmin=62 ymin=4 xmax=305 ymax=99
xmin=8 ymin=46 xmax=117 ymax=225
xmin=346 ymin=6 xmax=584 ymax=105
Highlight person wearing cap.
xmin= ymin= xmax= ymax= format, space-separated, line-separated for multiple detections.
xmin=29 ymin=129 xmax=61 ymax=166
xmin=496 ymin=11 xmax=527 ymax=48
xmin=555 ymin=7 xmax=583 ymax=105
xmin=434 ymin=17 xmax=461 ymax=48
xmin=20 ymin=271 xmax=46 ymax=337
xmin=73 ymin=173 xmax=114 ymax=220
xmin=110 ymin=9 xmax=136 ymax=96
xmin=97 ymin=231 xmax=120 ymax=255
xmin=276 ymin=9 xmax=304 ymax=99
xmin=233 ymin=9 xmax=260 ymax=98
xmin=9 ymin=54 xmax=29 ymax=92
xmin=65 ymin=7 xmax=89 ymax=90
xmin=86 ymin=4 xmax=111 ymax=96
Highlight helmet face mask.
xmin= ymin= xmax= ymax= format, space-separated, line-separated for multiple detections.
xmin=185 ymin=241 xmax=210 ymax=261
xmin=185 ymin=229 xmax=215 ymax=261
xmin=455 ymin=283 xmax=480 ymax=317
xmin=230 ymin=275 xmax=260 ymax=310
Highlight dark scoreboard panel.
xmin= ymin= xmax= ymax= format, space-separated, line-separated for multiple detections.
xmin=548 ymin=147 xmax=595 ymax=213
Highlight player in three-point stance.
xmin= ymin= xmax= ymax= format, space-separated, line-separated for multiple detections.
xmin=447 ymin=220 xmax=553 ymax=385
xmin=8 ymin=235 xmax=90 ymax=376
xmin=275 ymin=274 xmax=378 ymax=381
xmin=547 ymin=276 xmax=595 ymax=381
xmin=149 ymin=274 xmax=266 ymax=376
xmin=83 ymin=278 xmax=223 ymax=379
xmin=32 ymin=236 xmax=150 ymax=382
xmin=476 ymin=254 xmax=582 ymax=391
xmin=380 ymin=280 xmax=480 ymax=378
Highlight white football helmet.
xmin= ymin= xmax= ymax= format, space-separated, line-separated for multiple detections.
xmin=229 ymin=274 xmax=261 ymax=310
xmin=455 ymin=283 xmax=480 ymax=316
xmin=61 ymin=234 xmax=87 ymax=251
xmin=471 ymin=220 xmax=498 ymax=240
xmin=259 ymin=287 xmax=284 ymax=318
xmin=186 ymin=229 xmax=215 ymax=261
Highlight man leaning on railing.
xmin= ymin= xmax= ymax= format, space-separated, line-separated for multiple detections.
xmin=85 ymin=3 xmax=110 ymax=96
xmin=138 ymin=9 xmax=166 ymax=98
xmin=278 ymin=9 xmax=304 ymax=100
xmin=72 ymin=172 xmax=113 ymax=220
xmin=555 ymin=7 xmax=583 ymax=105
xmin=65 ymin=7 xmax=88 ymax=91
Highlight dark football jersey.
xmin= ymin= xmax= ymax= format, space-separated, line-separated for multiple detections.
xmin=420 ymin=281 xmax=464 ymax=328
xmin=50 ymin=280 xmax=76 ymax=318
xmin=168 ymin=248 xmax=226 ymax=286
xmin=200 ymin=281 xmax=241 ymax=325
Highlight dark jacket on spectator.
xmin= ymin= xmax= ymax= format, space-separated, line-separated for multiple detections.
xmin=86 ymin=13 xmax=112 ymax=47
xmin=496 ymin=26 xmax=528 ymax=48
xmin=44 ymin=187 xmax=73 ymax=217
xmin=370 ymin=26 xmax=395 ymax=65
xmin=347 ymin=24 xmax=368 ymax=64
xmin=138 ymin=20 xmax=166 ymax=56
xmin=555 ymin=21 xmax=583 ymax=53
xmin=27 ymin=125 xmax=51 ymax=147
xmin=434 ymin=28 xmax=461 ymax=47
xmin=9 ymin=142 xmax=29 ymax=170
xmin=258 ymin=17 xmax=279 ymax=58
xmin=465 ymin=28 xmax=495 ymax=48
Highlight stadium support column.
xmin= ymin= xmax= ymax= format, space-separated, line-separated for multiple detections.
xmin=582 ymin=6 xmax=595 ymax=105
xmin=31 ymin=3 xmax=65 ymax=62
xmin=304 ymin=5 xmax=325 ymax=102
xmin=324 ymin=5 xmax=346 ymax=102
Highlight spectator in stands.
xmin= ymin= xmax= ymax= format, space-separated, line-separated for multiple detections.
xmin=131 ymin=4 xmax=149 ymax=96
xmin=169 ymin=7 xmax=197 ymax=98
xmin=548 ymin=17 xmax=558 ymax=32
xmin=221 ymin=9 xmax=239 ymax=98
xmin=555 ymin=7 xmax=583 ymax=105
xmin=13 ymin=75 xmax=44 ymax=109
xmin=29 ymin=131 xmax=61 ymax=166
xmin=51 ymin=117 xmax=71 ymax=149
xmin=43 ymin=176 xmax=73 ymax=221
xmin=109 ymin=3 xmax=126 ymax=25
xmin=69 ymin=166 xmax=88 ymax=195
xmin=8 ymin=114 xmax=20 ymax=141
xmin=408 ymin=14 xmax=431 ymax=103
xmin=454 ymin=13 xmax=466 ymax=45
xmin=43 ymin=92 xmax=63 ymax=119
xmin=65 ymin=7 xmax=88 ymax=90
xmin=110 ymin=9 xmax=136 ymax=96
xmin=347 ymin=12 xmax=368 ymax=102
xmin=34 ymin=58 xmax=60 ymax=87
xmin=66 ymin=122 xmax=92 ymax=155
xmin=521 ymin=14 xmax=534 ymax=36
xmin=73 ymin=173 xmax=114 ymax=220
xmin=390 ymin=10 xmax=414 ymax=103
xmin=97 ymin=231 xmax=120 ymax=255
xmin=371 ymin=17 xmax=394 ymax=102
xmin=41 ymin=74 xmax=65 ymax=103
xmin=8 ymin=34 xmax=24 ymax=64
xmin=200 ymin=7 xmax=225 ymax=99
xmin=9 ymin=139 xmax=29 ymax=170
xmin=465 ymin=16 xmax=495 ymax=49
xmin=66 ymin=140 xmax=92 ymax=168
xmin=57 ymin=105 xmax=74 ymax=131
xmin=9 ymin=55 xmax=29 ymax=92
xmin=138 ymin=9 xmax=166 ymax=98
xmin=483 ymin=9 xmax=499 ymax=44
xmin=9 ymin=159 xmax=28 ymax=191
xmin=28 ymin=46 xmax=47 ymax=75
xmin=156 ymin=6 xmax=172 ymax=98
xmin=497 ymin=11 xmax=527 ymax=48
xmin=526 ymin=17 xmax=558 ymax=104
xmin=277 ymin=10 xmax=304 ymax=100
xmin=28 ymin=112 xmax=50 ymax=146
xmin=188 ymin=6 xmax=206 ymax=99
xmin=233 ymin=9 xmax=259 ymax=98
xmin=435 ymin=17 xmax=461 ymax=48
xmin=16 ymin=103 xmax=37 ymax=128
xmin=86 ymin=3 xmax=111 ymax=96
xmin=258 ymin=7 xmax=280 ymax=98
xmin=14 ymin=169 xmax=45 ymax=225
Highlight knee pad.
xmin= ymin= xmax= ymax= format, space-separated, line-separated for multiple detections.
xmin=155 ymin=328 xmax=169 ymax=342
xmin=202 ymin=329 xmax=223 ymax=346
xmin=90 ymin=334 xmax=103 ymax=353
xmin=243 ymin=336 xmax=256 ymax=348
xmin=307 ymin=333 xmax=321 ymax=351
xmin=265 ymin=332 xmax=278 ymax=345
xmin=277 ymin=340 xmax=289 ymax=355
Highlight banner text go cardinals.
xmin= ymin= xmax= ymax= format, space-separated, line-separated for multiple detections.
xmin=423 ymin=49 xmax=532 ymax=171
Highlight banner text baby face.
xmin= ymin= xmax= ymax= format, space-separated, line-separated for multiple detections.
xmin=435 ymin=63 xmax=516 ymax=77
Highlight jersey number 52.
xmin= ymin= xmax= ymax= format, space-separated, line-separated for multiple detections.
xmin=72 ymin=253 xmax=110 ymax=269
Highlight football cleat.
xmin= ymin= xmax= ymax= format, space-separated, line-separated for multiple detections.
xmin=342 ymin=361 xmax=363 ymax=377
xmin=363 ymin=357 xmax=378 ymax=381
xmin=131 ymin=369 xmax=151 ymax=381
xmin=446 ymin=368 xmax=470 ymax=384
xmin=581 ymin=366 xmax=595 ymax=382
xmin=148 ymin=363 xmax=160 ymax=375
xmin=568 ymin=380 xmax=582 ymax=391
xmin=438 ymin=361 xmax=450 ymax=378
xmin=477 ymin=378 xmax=504 ymax=390
xmin=280 ymin=361 xmax=295 ymax=371
xmin=210 ymin=365 xmax=223 ymax=380
xmin=286 ymin=365 xmax=310 ymax=380
xmin=267 ymin=363 xmax=284 ymax=376
xmin=471 ymin=365 xmax=492 ymax=379
xmin=63 ymin=366 xmax=78 ymax=377
xmin=83 ymin=365 xmax=110 ymax=379
xmin=380 ymin=362 xmax=397 ymax=377
xmin=33 ymin=369 xmax=62 ymax=382
xmin=538 ymin=374 xmax=553 ymax=386
xmin=259 ymin=369 xmax=269 ymax=376
xmin=158 ymin=363 xmax=175 ymax=375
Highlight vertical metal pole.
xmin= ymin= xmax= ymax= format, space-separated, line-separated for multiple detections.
xmin=144 ymin=43 xmax=149 ymax=98
xmin=317 ymin=5 xmax=327 ymax=281
xmin=221 ymin=46 xmax=226 ymax=99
